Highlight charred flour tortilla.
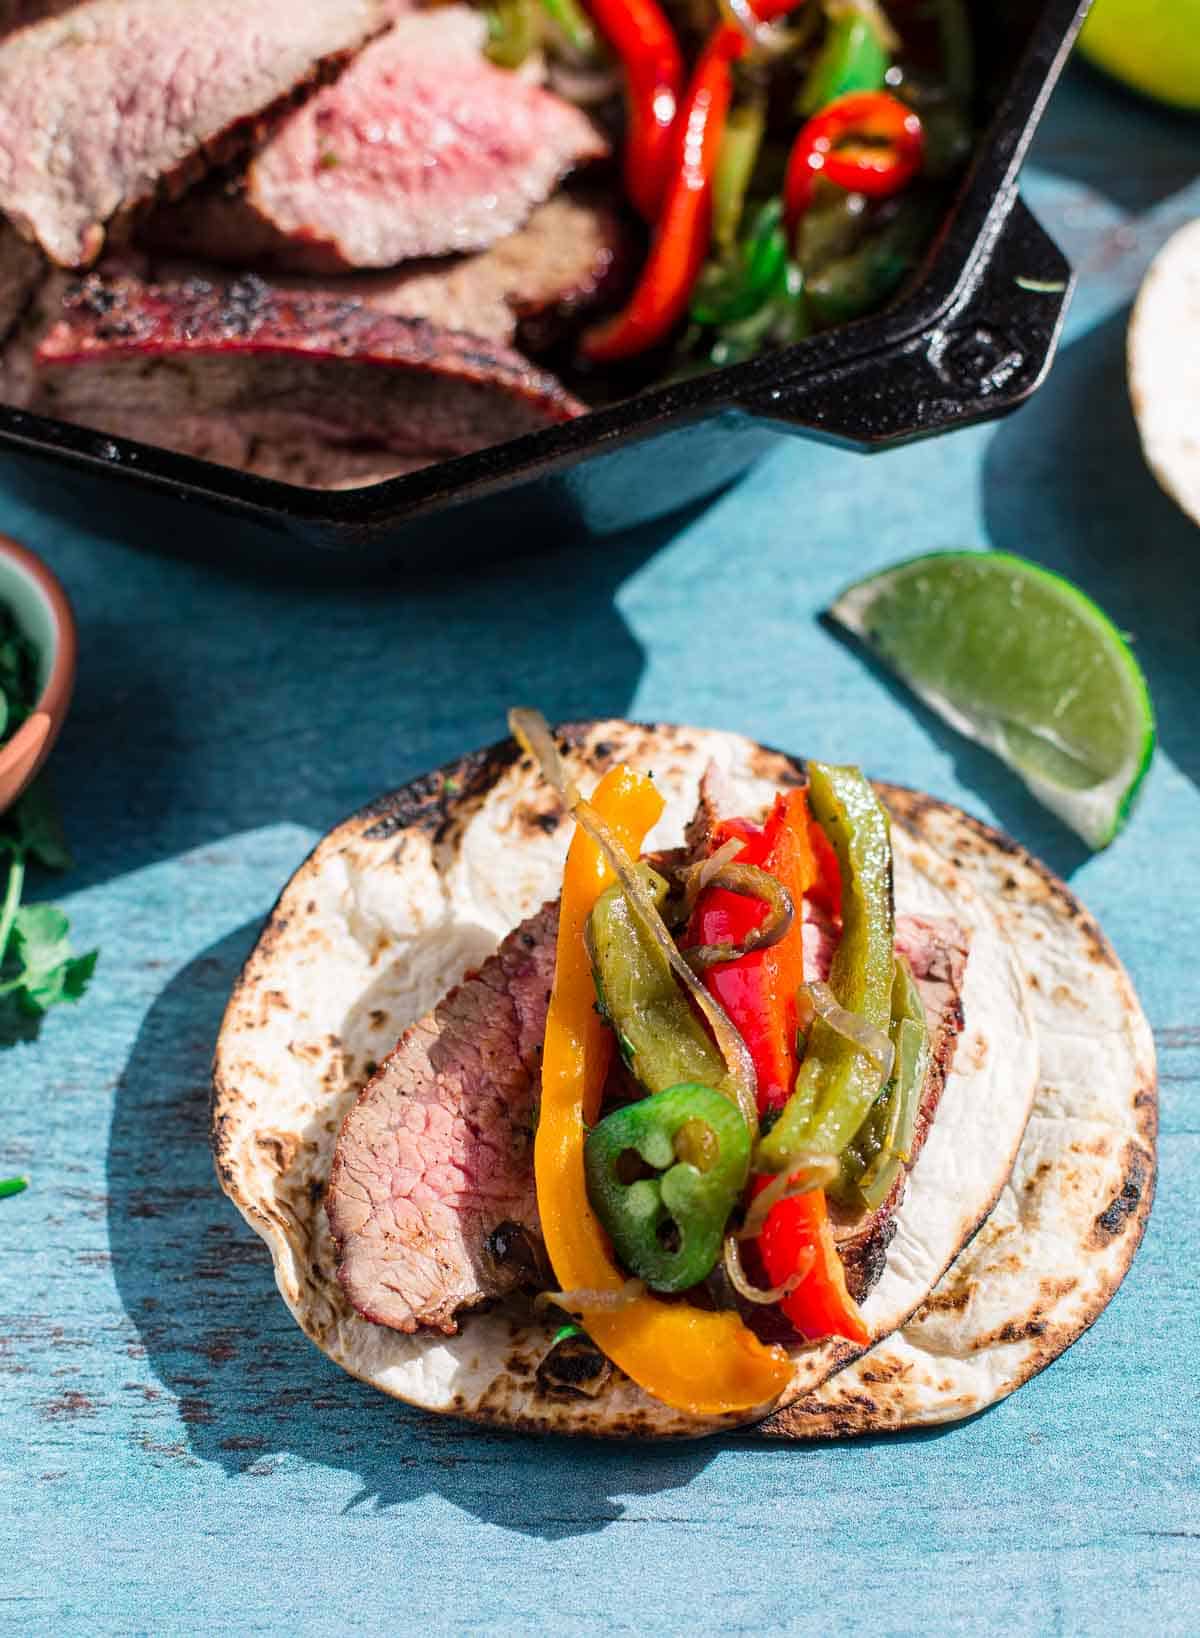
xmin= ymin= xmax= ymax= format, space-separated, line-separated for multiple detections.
xmin=760 ymin=791 xmax=1157 ymax=1437
xmin=211 ymin=721 xmax=1037 ymax=1437
xmin=1128 ymin=218 xmax=1200 ymax=529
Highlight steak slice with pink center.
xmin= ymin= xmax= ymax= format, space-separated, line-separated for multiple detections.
xmin=152 ymin=7 xmax=609 ymax=275
xmin=0 ymin=0 xmax=390 ymax=268
xmin=143 ymin=191 xmax=629 ymax=350
xmin=327 ymin=904 xmax=559 ymax=1336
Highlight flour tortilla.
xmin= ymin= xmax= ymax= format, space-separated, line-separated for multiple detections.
xmin=761 ymin=790 xmax=1157 ymax=1437
xmin=211 ymin=721 xmax=1038 ymax=1437
xmin=1128 ymin=217 xmax=1200 ymax=529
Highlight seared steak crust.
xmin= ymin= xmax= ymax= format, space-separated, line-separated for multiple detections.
xmin=143 ymin=192 xmax=628 ymax=351
xmin=30 ymin=271 xmax=584 ymax=481
xmin=328 ymin=896 xmax=968 ymax=1336
xmin=0 ymin=0 xmax=388 ymax=267
xmin=326 ymin=904 xmax=558 ymax=1335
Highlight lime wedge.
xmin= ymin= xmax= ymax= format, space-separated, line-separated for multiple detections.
xmin=829 ymin=552 xmax=1155 ymax=849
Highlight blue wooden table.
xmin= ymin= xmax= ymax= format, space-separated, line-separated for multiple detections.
xmin=2 ymin=64 xmax=1198 ymax=1636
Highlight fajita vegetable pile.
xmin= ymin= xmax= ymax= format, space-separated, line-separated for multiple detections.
xmin=212 ymin=717 xmax=1155 ymax=1437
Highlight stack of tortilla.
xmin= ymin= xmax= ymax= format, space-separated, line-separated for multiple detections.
xmin=211 ymin=721 xmax=1156 ymax=1439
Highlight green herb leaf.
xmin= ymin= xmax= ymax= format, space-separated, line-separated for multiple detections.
xmin=0 ymin=603 xmax=41 ymax=748
xmin=0 ymin=606 xmax=97 ymax=1039
xmin=4 ymin=903 xmax=97 ymax=1016
xmin=6 ymin=778 xmax=73 ymax=870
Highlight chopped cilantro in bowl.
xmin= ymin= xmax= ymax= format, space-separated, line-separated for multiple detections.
xmin=0 ymin=591 xmax=96 ymax=1031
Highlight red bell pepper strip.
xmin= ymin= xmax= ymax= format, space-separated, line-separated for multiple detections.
xmin=750 ymin=0 xmax=811 ymax=19
xmin=586 ymin=0 xmax=684 ymax=222
xmin=691 ymin=788 xmax=816 ymax=1114
xmin=581 ymin=23 xmax=745 ymax=363
xmin=692 ymin=787 xmax=867 ymax=1344
xmin=582 ymin=0 xmax=814 ymax=362
xmin=757 ymin=1179 xmax=870 ymax=1343
xmin=784 ymin=89 xmax=925 ymax=232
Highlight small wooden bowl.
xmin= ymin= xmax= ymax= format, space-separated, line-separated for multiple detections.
xmin=0 ymin=534 xmax=77 ymax=813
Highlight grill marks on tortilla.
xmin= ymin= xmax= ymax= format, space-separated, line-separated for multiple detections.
xmin=326 ymin=903 xmax=557 ymax=1336
xmin=326 ymin=890 xmax=969 ymax=1338
xmin=30 ymin=271 xmax=583 ymax=483
xmin=0 ymin=0 xmax=390 ymax=267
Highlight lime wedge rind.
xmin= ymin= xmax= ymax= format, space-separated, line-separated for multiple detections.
xmin=829 ymin=551 xmax=1156 ymax=850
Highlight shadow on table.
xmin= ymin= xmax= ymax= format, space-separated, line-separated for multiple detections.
xmin=982 ymin=302 xmax=1198 ymax=802
xmin=1035 ymin=68 xmax=1200 ymax=219
xmin=47 ymin=492 xmax=718 ymax=899
xmin=105 ymin=925 xmax=717 ymax=1539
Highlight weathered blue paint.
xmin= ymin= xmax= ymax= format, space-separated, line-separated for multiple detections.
xmin=1 ymin=68 xmax=1198 ymax=1636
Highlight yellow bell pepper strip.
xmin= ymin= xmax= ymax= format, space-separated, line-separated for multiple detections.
xmin=536 ymin=763 xmax=794 ymax=1416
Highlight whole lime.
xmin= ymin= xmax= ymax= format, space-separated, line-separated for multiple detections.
xmin=1078 ymin=0 xmax=1200 ymax=111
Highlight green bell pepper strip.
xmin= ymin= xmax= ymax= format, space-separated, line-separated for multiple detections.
xmin=691 ymin=200 xmax=789 ymax=328
xmin=539 ymin=0 xmax=598 ymax=56
xmin=857 ymin=1014 xmax=928 ymax=1209
xmin=485 ymin=0 xmax=539 ymax=67
xmin=797 ymin=9 xmax=889 ymax=116
xmin=584 ymin=1083 xmax=751 ymax=1292
xmin=830 ymin=954 xmax=929 ymax=1206
xmin=931 ymin=0 xmax=974 ymax=106
xmin=796 ymin=183 xmax=870 ymax=277
xmin=713 ymin=99 xmax=767 ymax=255
xmin=805 ymin=192 xmax=939 ymax=329
xmin=689 ymin=201 xmax=809 ymax=367
xmin=587 ymin=868 xmax=735 ymax=1098
xmin=755 ymin=763 xmax=895 ymax=1172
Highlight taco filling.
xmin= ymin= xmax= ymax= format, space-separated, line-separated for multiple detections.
xmin=326 ymin=710 xmax=971 ymax=1416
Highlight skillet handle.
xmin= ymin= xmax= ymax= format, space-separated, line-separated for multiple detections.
xmin=737 ymin=194 xmax=1073 ymax=450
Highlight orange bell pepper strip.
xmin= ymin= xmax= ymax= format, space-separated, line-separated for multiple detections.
xmin=536 ymin=763 xmax=793 ymax=1416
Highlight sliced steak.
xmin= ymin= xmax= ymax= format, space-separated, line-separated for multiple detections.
xmin=0 ymin=220 xmax=42 ymax=343
xmin=145 ymin=191 xmax=629 ymax=349
xmin=0 ymin=1 xmax=82 ymax=34
xmin=139 ymin=7 xmax=608 ymax=275
xmin=327 ymin=904 xmax=559 ymax=1336
xmin=29 ymin=272 xmax=584 ymax=485
xmin=327 ymin=895 xmax=969 ymax=1336
xmin=0 ymin=0 xmax=389 ymax=268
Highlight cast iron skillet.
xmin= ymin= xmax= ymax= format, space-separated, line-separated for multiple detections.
xmin=0 ymin=0 xmax=1090 ymax=568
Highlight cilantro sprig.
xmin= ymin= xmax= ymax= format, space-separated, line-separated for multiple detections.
xmin=0 ymin=781 xmax=97 ymax=1024
xmin=0 ymin=601 xmax=97 ymax=1031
